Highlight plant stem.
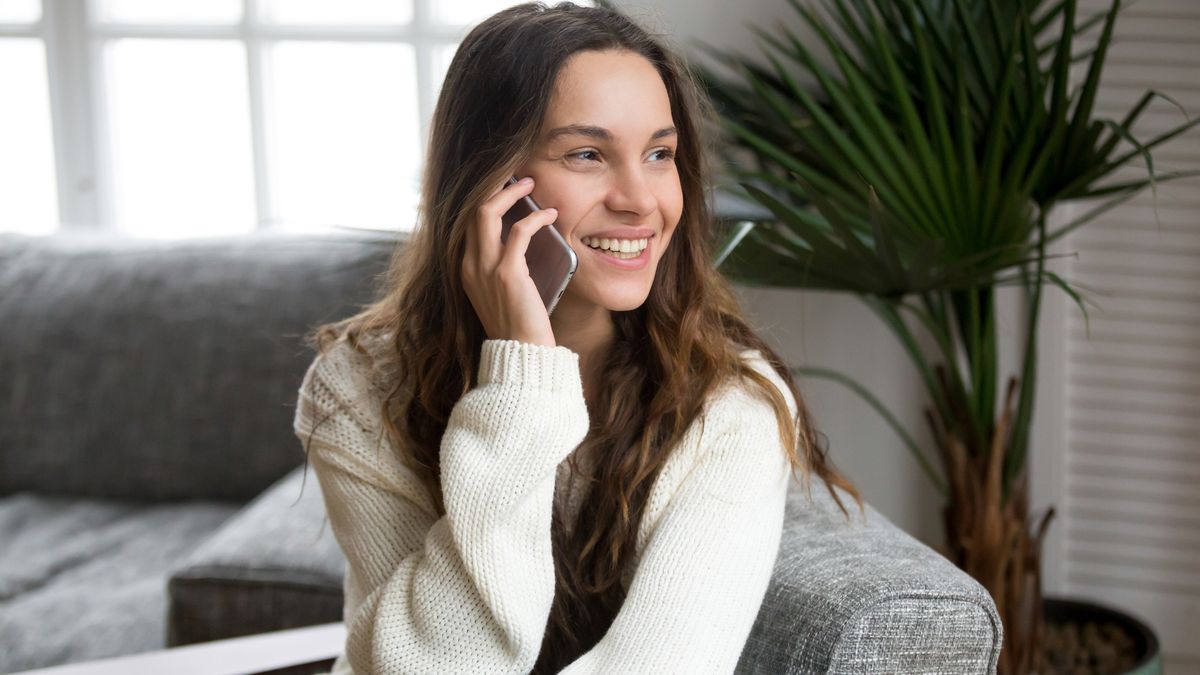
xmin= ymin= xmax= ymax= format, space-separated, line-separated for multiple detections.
xmin=1004 ymin=210 xmax=1048 ymax=502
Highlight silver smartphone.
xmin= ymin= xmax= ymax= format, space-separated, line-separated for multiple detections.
xmin=501 ymin=175 xmax=578 ymax=316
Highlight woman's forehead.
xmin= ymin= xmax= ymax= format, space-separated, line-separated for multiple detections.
xmin=544 ymin=50 xmax=673 ymax=137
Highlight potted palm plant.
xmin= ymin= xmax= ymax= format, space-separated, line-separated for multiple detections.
xmin=692 ymin=0 xmax=1199 ymax=672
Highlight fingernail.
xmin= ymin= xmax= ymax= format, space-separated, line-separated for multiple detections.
xmin=519 ymin=176 xmax=533 ymax=184
xmin=545 ymin=208 xmax=557 ymax=215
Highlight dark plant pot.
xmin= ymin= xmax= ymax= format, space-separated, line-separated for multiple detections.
xmin=1042 ymin=595 xmax=1161 ymax=675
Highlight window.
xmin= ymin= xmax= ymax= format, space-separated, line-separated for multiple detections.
xmin=0 ymin=3 xmax=58 ymax=236
xmin=0 ymin=0 xmax=592 ymax=238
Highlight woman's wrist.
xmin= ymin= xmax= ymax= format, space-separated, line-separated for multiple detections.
xmin=478 ymin=339 xmax=583 ymax=393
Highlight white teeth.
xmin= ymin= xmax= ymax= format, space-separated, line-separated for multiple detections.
xmin=582 ymin=236 xmax=649 ymax=253
xmin=596 ymin=248 xmax=641 ymax=259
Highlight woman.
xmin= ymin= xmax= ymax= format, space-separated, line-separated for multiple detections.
xmin=294 ymin=2 xmax=862 ymax=673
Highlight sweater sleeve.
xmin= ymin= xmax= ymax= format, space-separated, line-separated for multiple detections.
xmin=293 ymin=338 xmax=589 ymax=675
xmin=557 ymin=384 xmax=794 ymax=675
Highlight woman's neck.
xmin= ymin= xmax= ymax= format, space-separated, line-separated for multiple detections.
xmin=549 ymin=294 xmax=614 ymax=408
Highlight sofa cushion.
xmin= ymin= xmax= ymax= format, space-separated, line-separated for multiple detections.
xmin=168 ymin=462 xmax=346 ymax=646
xmin=0 ymin=490 xmax=239 ymax=671
xmin=735 ymin=484 xmax=1002 ymax=674
xmin=0 ymin=228 xmax=399 ymax=502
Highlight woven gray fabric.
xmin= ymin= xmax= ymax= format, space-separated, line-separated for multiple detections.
xmin=168 ymin=463 xmax=346 ymax=646
xmin=735 ymin=483 xmax=1002 ymax=674
xmin=830 ymin=597 xmax=998 ymax=673
xmin=0 ymin=229 xmax=397 ymax=502
xmin=0 ymin=491 xmax=237 ymax=672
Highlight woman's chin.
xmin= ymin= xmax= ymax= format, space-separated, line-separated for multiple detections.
xmin=559 ymin=285 xmax=647 ymax=314
xmin=599 ymin=288 xmax=652 ymax=312
xmin=602 ymin=300 xmax=645 ymax=313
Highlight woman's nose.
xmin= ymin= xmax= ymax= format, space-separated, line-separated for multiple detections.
xmin=606 ymin=166 xmax=658 ymax=217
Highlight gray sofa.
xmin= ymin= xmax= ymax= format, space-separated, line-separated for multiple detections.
xmin=0 ymin=227 xmax=1001 ymax=673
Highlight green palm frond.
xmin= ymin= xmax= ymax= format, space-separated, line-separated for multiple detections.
xmin=699 ymin=0 xmax=1199 ymax=502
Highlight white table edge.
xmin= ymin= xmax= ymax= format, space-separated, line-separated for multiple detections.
xmin=10 ymin=622 xmax=346 ymax=675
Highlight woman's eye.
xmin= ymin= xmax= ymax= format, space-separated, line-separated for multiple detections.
xmin=566 ymin=149 xmax=676 ymax=163
xmin=568 ymin=150 xmax=600 ymax=162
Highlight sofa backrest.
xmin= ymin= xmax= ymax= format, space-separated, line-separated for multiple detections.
xmin=0 ymin=227 xmax=399 ymax=503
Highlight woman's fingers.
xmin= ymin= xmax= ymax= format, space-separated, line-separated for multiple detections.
xmin=501 ymin=206 xmax=558 ymax=272
xmin=460 ymin=174 xmax=558 ymax=346
xmin=476 ymin=176 xmax=535 ymax=267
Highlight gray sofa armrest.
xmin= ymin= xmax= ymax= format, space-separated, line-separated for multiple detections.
xmin=167 ymin=463 xmax=346 ymax=646
xmin=736 ymin=485 xmax=1002 ymax=674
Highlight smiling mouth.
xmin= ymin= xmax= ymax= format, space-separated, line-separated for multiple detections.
xmin=579 ymin=234 xmax=654 ymax=259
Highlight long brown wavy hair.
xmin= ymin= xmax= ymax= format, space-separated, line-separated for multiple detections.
xmin=297 ymin=2 xmax=862 ymax=672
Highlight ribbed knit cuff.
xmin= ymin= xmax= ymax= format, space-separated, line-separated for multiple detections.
xmin=478 ymin=339 xmax=582 ymax=392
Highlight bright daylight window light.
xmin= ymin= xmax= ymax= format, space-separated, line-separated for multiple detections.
xmin=268 ymin=41 xmax=421 ymax=231
xmin=95 ymin=0 xmax=242 ymax=24
xmin=0 ymin=0 xmax=40 ymax=23
xmin=432 ymin=42 xmax=457 ymax=101
xmin=1 ymin=0 xmax=597 ymax=236
xmin=0 ymin=39 xmax=59 ymax=235
xmin=106 ymin=39 xmax=257 ymax=238
xmin=260 ymin=0 xmax=413 ymax=25
xmin=431 ymin=0 xmax=569 ymax=26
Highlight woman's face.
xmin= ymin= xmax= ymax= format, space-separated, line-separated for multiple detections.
xmin=516 ymin=49 xmax=683 ymax=314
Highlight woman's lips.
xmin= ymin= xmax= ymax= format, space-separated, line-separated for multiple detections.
xmin=581 ymin=237 xmax=652 ymax=270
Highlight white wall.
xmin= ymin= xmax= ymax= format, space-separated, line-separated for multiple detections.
xmin=734 ymin=286 xmax=950 ymax=547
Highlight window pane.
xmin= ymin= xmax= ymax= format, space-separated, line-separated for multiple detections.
xmin=261 ymin=0 xmax=413 ymax=25
xmin=97 ymin=0 xmax=242 ymax=24
xmin=433 ymin=42 xmax=457 ymax=100
xmin=0 ymin=0 xmax=40 ymax=23
xmin=106 ymin=39 xmax=256 ymax=237
xmin=432 ymin=0 xmax=591 ymax=26
xmin=269 ymin=42 xmax=420 ymax=230
xmin=431 ymin=0 xmax=524 ymax=26
xmin=0 ymin=39 xmax=58 ymax=235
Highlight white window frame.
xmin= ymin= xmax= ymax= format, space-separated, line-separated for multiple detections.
xmin=14 ymin=0 xmax=499 ymax=233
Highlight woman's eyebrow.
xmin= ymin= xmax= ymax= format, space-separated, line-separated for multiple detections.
xmin=545 ymin=124 xmax=677 ymax=142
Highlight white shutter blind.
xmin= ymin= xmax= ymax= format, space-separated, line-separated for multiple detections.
xmin=1064 ymin=1 xmax=1200 ymax=672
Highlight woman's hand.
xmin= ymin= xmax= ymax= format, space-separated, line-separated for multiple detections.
xmin=462 ymin=176 xmax=559 ymax=348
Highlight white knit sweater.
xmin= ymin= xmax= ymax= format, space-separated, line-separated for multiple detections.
xmin=292 ymin=336 xmax=798 ymax=674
